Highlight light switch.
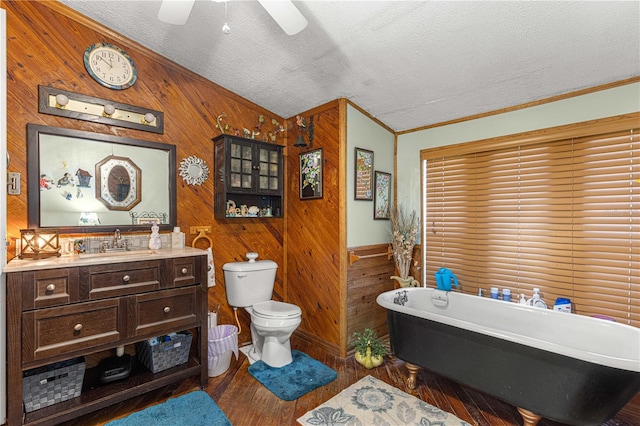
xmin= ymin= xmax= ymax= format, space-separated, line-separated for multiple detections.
xmin=8 ymin=172 xmax=20 ymax=195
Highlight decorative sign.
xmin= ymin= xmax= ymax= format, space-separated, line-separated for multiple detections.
xmin=374 ymin=171 xmax=391 ymax=220
xmin=355 ymin=148 xmax=374 ymax=200
xmin=300 ymin=148 xmax=323 ymax=200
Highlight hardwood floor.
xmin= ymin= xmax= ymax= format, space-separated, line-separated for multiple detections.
xmin=61 ymin=336 xmax=640 ymax=426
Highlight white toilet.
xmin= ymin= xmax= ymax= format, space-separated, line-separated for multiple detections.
xmin=223 ymin=252 xmax=302 ymax=368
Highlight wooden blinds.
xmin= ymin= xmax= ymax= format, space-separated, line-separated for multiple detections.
xmin=421 ymin=114 xmax=639 ymax=326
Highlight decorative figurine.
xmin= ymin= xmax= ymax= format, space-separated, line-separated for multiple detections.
xmin=148 ymin=221 xmax=161 ymax=250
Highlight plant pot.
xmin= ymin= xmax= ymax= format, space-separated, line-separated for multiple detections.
xmin=355 ymin=346 xmax=384 ymax=369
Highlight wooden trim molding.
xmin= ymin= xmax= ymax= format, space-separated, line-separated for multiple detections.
xmin=421 ymin=112 xmax=640 ymax=160
xmin=401 ymin=76 xmax=640 ymax=135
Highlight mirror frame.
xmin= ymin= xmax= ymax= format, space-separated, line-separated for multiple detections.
xmin=27 ymin=123 xmax=177 ymax=234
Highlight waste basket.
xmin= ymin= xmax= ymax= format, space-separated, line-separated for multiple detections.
xmin=208 ymin=325 xmax=238 ymax=377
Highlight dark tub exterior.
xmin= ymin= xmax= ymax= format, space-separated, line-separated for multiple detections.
xmin=377 ymin=288 xmax=640 ymax=426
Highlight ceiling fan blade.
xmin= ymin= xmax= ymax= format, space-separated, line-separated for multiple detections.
xmin=257 ymin=0 xmax=308 ymax=36
xmin=157 ymin=0 xmax=195 ymax=25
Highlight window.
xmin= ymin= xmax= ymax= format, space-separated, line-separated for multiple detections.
xmin=421 ymin=114 xmax=639 ymax=326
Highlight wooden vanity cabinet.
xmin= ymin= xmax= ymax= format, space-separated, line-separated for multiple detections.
xmin=5 ymin=251 xmax=208 ymax=425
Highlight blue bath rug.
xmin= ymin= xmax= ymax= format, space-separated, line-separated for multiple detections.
xmin=105 ymin=390 xmax=231 ymax=426
xmin=248 ymin=350 xmax=338 ymax=401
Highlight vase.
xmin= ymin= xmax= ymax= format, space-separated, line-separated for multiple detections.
xmin=391 ymin=275 xmax=419 ymax=288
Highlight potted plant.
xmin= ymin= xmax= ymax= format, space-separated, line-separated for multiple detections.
xmin=389 ymin=205 xmax=420 ymax=287
xmin=352 ymin=328 xmax=388 ymax=369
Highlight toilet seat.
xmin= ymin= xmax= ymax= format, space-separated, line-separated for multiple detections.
xmin=252 ymin=301 xmax=301 ymax=319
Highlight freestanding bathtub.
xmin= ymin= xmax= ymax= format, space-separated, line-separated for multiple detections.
xmin=376 ymin=287 xmax=640 ymax=426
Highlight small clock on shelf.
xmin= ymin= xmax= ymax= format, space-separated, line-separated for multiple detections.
xmin=84 ymin=42 xmax=137 ymax=90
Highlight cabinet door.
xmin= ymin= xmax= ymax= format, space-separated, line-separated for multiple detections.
xmin=228 ymin=139 xmax=256 ymax=193
xmin=128 ymin=287 xmax=200 ymax=337
xmin=79 ymin=260 xmax=162 ymax=300
xmin=258 ymin=144 xmax=282 ymax=194
xmin=22 ymin=298 xmax=124 ymax=363
xmin=21 ymin=268 xmax=79 ymax=310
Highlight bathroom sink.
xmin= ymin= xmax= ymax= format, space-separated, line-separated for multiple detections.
xmin=78 ymin=249 xmax=157 ymax=261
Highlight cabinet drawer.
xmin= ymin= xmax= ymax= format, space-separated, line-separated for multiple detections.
xmin=129 ymin=287 xmax=199 ymax=337
xmin=172 ymin=257 xmax=198 ymax=288
xmin=80 ymin=261 xmax=162 ymax=299
xmin=22 ymin=298 xmax=124 ymax=363
xmin=22 ymin=268 xmax=80 ymax=310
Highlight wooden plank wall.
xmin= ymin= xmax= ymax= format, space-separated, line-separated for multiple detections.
xmin=346 ymin=243 xmax=396 ymax=350
xmin=285 ymin=101 xmax=344 ymax=355
xmin=3 ymin=1 xmax=287 ymax=345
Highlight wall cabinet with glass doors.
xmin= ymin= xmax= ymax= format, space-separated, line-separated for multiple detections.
xmin=213 ymin=134 xmax=283 ymax=218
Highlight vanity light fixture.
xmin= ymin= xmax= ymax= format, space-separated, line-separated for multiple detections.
xmin=38 ymin=85 xmax=165 ymax=134
xmin=55 ymin=94 xmax=69 ymax=109
xmin=19 ymin=228 xmax=61 ymax=259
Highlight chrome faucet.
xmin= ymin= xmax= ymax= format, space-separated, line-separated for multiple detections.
xmin=114 ymin=229 xmax=122 ymax=248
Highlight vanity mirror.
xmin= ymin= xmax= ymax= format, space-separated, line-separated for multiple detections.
xmin=27 ymin=123 xmax=176 ymax=233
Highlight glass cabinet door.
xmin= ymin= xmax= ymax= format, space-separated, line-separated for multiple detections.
xmin=229 ymin=142 xmax=253 ymax=189
xmin=259 ymin=147 xmax=280 ymax=191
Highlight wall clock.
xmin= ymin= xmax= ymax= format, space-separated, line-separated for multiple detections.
xmin=84 ymin=43 xmax=137 ymax=90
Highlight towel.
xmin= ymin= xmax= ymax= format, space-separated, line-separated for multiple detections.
xmin=206 ymin=247 xmax=215 ymax=287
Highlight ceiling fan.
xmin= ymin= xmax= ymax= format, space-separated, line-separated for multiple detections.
xmin=157 ymin=0 xmax=308 ymax=35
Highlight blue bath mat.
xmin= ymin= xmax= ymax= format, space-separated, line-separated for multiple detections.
xmin=248 ymin=350 xmax=337 ymax=400
xmin=105 ymin=390 xmax=231 ymax=426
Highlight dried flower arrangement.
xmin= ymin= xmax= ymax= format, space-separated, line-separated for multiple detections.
xmin=389 ymin=205 xmax=420 ymax=280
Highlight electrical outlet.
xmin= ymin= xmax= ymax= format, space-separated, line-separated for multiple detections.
xmin=8 ymin=172 xmax=21 ymax=195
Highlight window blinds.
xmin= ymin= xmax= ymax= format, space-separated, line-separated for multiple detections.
xmin=422 ymin=115 xmax=639 ymax=326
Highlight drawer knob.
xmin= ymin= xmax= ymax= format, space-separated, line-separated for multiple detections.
xmin=163 ymin=306 xmax=170 ymax=313
xmin=46 ymin=284 xmax=56 ymax=292
xmin=74 ymin=323 xmax=83 ymax=331
xmin=181 ymin=268 xmax=188 ymax=275
xmin=122 ymin=275 xmax=131 ymax=282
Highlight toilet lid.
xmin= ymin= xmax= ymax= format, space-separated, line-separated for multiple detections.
xmin=252 ymin=301 xmax=301 ymax=318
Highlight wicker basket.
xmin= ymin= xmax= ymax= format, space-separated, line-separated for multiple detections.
xmin=22 ymin=356 xmax=86 ymax=413
xmin=136 ymin=331 xmax=192 ymax=373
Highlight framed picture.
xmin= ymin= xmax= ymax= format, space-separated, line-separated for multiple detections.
xmin=355 ymin=148 xmax=374 ymax=200
xmin=374 ymin=171 xmax=391 ymax=219
xmin=300 ymin=148 xmax=323 ymax=200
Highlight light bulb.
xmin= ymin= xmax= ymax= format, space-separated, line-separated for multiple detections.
xmin=103 ymin=104 xmax=116 ymax=116
xmin=55 ymin=94 xmax=69 ymax=108
xmin=222 ymin=23 xmax=230 ymax=34
xmin=143 ymin=113 xmax=156 ymax=124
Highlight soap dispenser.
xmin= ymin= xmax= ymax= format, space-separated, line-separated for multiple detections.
xmin=529 ymin=288 xmax=548 ymax=309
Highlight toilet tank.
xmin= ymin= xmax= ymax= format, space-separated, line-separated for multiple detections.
xmin=223 ymin=259 xmax=278 ymax=307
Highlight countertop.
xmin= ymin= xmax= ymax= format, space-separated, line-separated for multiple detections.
xmin=3 ymin=247 xmax=207 ymax=273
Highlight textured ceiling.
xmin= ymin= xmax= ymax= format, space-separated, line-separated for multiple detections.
xmin=60 ymin=0 xmax=640 ymax=132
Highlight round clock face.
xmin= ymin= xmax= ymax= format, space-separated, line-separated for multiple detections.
xmin=84 ymin=43 xmax=137 ymax=90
